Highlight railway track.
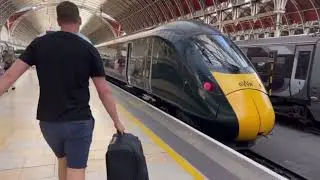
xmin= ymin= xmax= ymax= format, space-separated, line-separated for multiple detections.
xmin=107 ymin=77 xmax=309 ymax=180
xmin=304 ymin=127 xmax=320 ymax=136
xmin=276 ymin=115 xmax=320 ymax=136
xmin=239 ymin=150 xmax=308 ymax=180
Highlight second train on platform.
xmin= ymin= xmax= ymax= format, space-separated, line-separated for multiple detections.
xmin=95 ymin=20 xmax=275 ymax=147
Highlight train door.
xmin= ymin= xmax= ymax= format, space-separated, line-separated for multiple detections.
xmin=290 ymin=45 xmax=314 ymax=96
xmin=126 ymin=42 xmax=132 ymax=84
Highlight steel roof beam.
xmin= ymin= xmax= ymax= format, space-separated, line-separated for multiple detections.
xmin=156 ymin=1 xmax=169 ymax=22
xmin=308 ymin=0 xmax=320 ymax=21
xmin=135 ymin=0 xmax=154 ymax=27
xmin=158 ymin=0 xmax=171 ymax=22
xmin=118 ymin=0 xmax=166 ymax=24
xmin=163 ymin=0 xmax=176 ymax=20
xmin=288 ymin=0 xmax=305 ymax=24
xmin=141 ymin=0 xmax=160 ymax=24
xmin=185 ymin=0 xmax=194 ymax=15
xmin=6 ymin=3 xmax=118 ymax=36
xmin=172 ymin=0 xmax=184 ymax=16
xmin=119 ymin=0 xmax=149 ymax=29
xmin=5 ymin=2 xmax=120 ymax=45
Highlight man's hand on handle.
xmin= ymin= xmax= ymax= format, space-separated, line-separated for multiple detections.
xmin=114 ymin=121 xmax=125 ymax=134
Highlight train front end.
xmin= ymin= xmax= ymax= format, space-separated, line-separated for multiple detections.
xmin=188 ymin=34 xmax=275 ymax=142
xmin=212 ymin=72 xmax=275 ymax=141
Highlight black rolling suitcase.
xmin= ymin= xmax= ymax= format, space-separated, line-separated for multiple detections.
xmin=106 ymin=132 xmax=149 ymax=180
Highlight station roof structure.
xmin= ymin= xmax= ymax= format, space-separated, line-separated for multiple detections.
xmin=0 ymin=0 xmax=319 ymax=46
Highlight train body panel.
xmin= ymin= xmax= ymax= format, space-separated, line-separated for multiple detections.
xmin=212 ymin=72 xmax=267 ymax=94
xmin=97 ymin=20 xmax=275 ymax=144
xmin=309 ymin=40 xmax=320 ymax=122
xmin=236 ymin=35 xmax=320 ymax=123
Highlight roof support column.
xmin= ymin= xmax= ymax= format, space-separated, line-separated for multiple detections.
xmin=0 ymin=25 xmax=9 ymax=41
xmin=289 ymin=29 xmax=295 ymax=35
xmin=232 ymin=6 xmax=240 ymax=21
xmin=264 ymin=31 xmax=270 ymax=38
xmin=217 ymin=11 xmax=224 ymax=33
xmin=204 ymin=15 xmax=210 ymax=24
xmin=244 ymin=34 xmax=250 ymax=40
xmin=275 ymin=12 xmax=282 ymax=37
xmin=273 ymin=0 xmax=288 ymax=37
xmin=304 ymin=27 xmax=310 ymax=34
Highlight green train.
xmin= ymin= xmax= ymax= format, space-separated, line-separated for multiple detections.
xmin=96 ymin=20 xmax=275 ymax=147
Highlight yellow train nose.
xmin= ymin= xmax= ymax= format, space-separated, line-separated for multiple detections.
xmin=226 ymin=89 xmax=275 ymax=141
xmin=211 ymin=72 xmax=275 ymax=141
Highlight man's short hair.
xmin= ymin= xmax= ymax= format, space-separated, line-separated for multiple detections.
xmin=56 ymin=1 xmax=80 ymax=23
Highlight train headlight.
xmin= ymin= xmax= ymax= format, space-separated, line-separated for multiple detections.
xmin=203 ymin=82 xmax=215 ymax=91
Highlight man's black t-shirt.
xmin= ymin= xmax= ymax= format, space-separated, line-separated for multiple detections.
xmin=19 ymin=31 xmax=105 ymax=122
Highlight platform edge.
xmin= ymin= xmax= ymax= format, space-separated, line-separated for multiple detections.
xmin=110 ymin=82 xmax=286 ymax=180
xmin=117 ymin=104 xmax=205 ymax=180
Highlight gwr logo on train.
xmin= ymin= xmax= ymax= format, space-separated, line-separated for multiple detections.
xmin=239 ymin=80 xmax=253 ymax=87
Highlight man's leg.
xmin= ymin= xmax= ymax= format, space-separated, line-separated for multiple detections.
xmin=39 ymin=121 xmax=67 ymax=180
xmin=58 ymin=157 xmax=67 ymax=180
xmin=67 ymin=168 xmax=86 ymax=180
xmin=65 ymin=120 xmax=94 ymax=180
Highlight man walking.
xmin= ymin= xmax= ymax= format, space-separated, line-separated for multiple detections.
xmin=0 ymin=1 xmax=125 ymax=180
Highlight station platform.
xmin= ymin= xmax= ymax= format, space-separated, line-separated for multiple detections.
xmin=0 ymin=70 xmax=285 ymax=180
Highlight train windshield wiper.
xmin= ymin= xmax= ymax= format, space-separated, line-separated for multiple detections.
xmin=205 ymin=48 xmax=240 ymax=72
xmin=195 ymin=42 xmax=240 ymax=72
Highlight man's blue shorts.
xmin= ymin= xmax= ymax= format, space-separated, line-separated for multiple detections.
xmin=39 ymin=119 xmax=94 ymax=169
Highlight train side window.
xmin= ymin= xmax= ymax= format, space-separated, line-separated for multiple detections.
xmin=243 ymin=47 xmax=271 ymax=84
xmin=295 ymin=51 xmax=311 ymax=80
xmin=244 ymin=46 xmax=294 ymax=80
xmin=243 ymin=45 xmax=295 ymax=93
xmin=100 ymin=43 xmax=128 ymax=75
xmin=151 ymin=37 xmax=180 ymax=83
xmin=144 ymin=38 xmax=153 ymax=79
xmin=99 ymin=44 xmax=118 ymax=69
xmin=130 ymin=38 xmax=148 ymax=79
xmin=271 ymin=46 xmax=295 ymax=80
xmin=115 ymin=43 xmax=128 ymax=76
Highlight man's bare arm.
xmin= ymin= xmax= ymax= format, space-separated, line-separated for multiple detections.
xmin=91 ymin=76 xmax=124 ymax=132
xmin=0 ymin=59 xmax=30 ymax=96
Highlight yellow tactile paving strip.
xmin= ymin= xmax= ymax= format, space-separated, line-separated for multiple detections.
xmin=0 ymin=70 xmax=201 ymax=180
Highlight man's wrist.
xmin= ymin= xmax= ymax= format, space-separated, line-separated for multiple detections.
xmin=113 ymin=119 xmax=120 ymax=124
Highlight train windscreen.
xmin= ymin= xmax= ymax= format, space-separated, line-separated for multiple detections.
xmin=191 ymin=34 xmax=255 ymax=73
